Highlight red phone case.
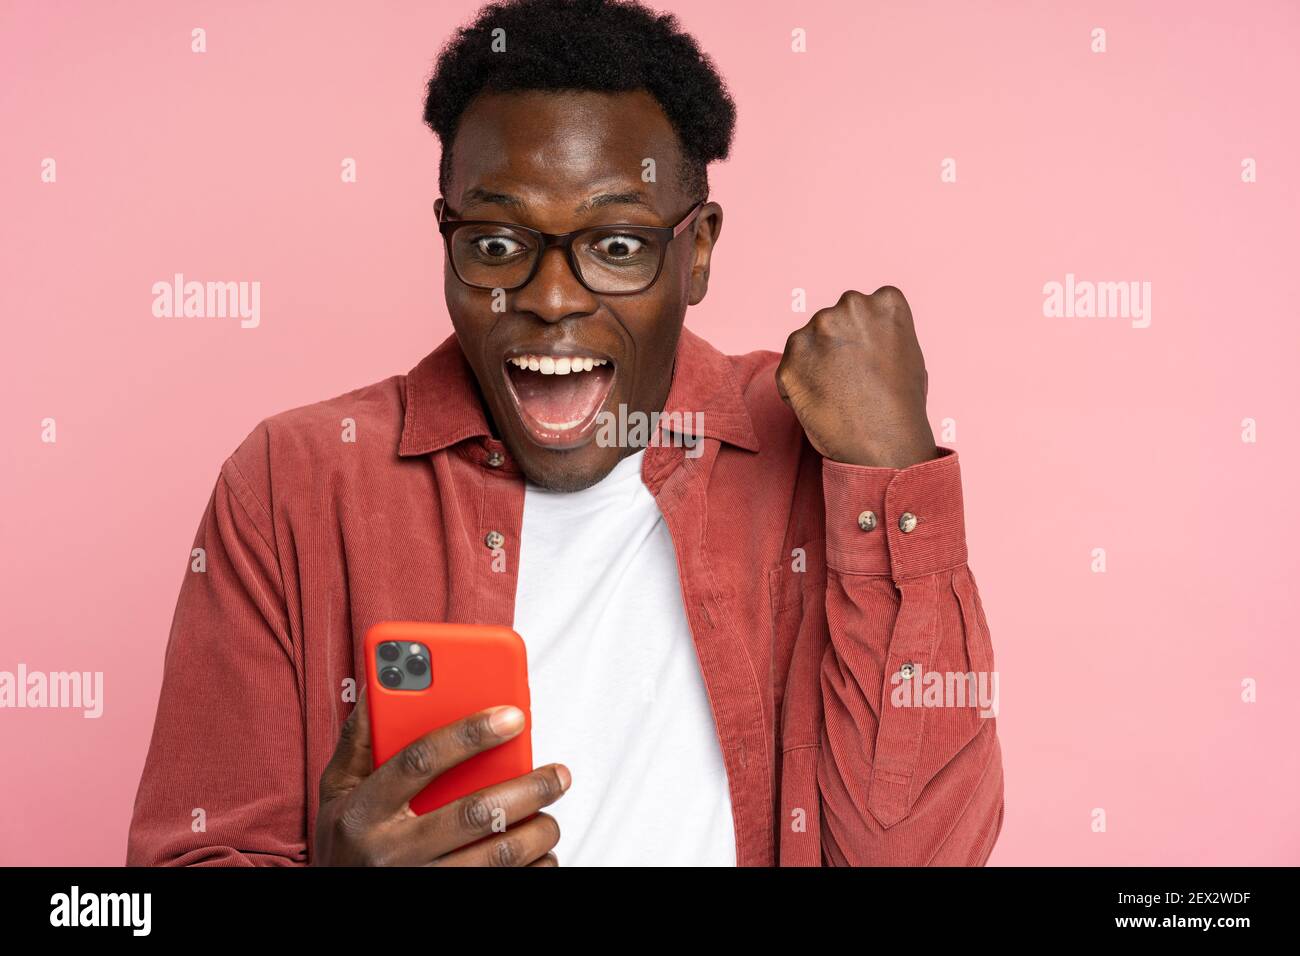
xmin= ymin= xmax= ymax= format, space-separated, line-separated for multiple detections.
xmin=364 ymin=621 xmax=532 ymax=815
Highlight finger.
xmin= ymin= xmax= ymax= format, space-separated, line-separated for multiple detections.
xmin=528 ymin=852 xmax=559 ymax=868
xmin=774 ymin=364 xmax=791 ymax=406
xmin=774 ymin=323 xmax=816 ymax=408
xmin=356 ymin=705 xmax=526 ymax=822
xmin=319 ymin=685 xmax=373 ymax=802
xmin=776 ymin=331 xmax=806 ymax=408
xmin=870 ymin=285 xmax=913 ymax=325
xmin=427 ymin=812 xmax=562 ymax=868
xmin=401 ymin=763 xmax=570 ymax=862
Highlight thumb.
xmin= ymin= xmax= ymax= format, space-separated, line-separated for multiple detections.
xmin=322 ymin=684 xmax=374 ymax=797
xmin=774 ymin=364 xmax=793 ymax=408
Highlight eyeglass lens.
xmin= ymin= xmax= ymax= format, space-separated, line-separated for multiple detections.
xmin=449 ymin=223 xmax=666 ymax=293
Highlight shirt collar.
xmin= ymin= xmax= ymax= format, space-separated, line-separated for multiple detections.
xmin=398 ymin=327 xmax=761 ymax=457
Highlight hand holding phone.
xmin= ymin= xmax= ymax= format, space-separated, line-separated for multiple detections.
xmin=313 ymin=686 xmax=569 ymax=866
xmin=364 ymin=623 xmax=534 ymax=815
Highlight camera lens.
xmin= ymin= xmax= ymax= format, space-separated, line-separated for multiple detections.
xmin=379 ymin=666 xmax=404 ymax=688
xmin=378 ymin=642 xmax=401 ymax=662
xmin=405 ymin=656 xmax=428 ymax=677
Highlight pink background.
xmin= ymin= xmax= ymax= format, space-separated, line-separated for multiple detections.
xmin=2 ymin=0 xmax=1297 ymax=866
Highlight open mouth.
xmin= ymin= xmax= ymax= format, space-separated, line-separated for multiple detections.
xmin=502 ymin=350 xmax=617 ymax=449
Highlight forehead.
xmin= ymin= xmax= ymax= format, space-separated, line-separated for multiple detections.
xmin=446 ymin=89 xmax=688 ymax=209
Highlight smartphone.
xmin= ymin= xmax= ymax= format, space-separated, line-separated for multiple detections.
xmin=364 ymin=621 xmax=532 ymax=815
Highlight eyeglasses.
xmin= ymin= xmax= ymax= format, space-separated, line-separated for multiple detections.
xmin=437 ymin=199 xmax=704 ymax=295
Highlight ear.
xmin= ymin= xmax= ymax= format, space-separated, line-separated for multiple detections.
xmin=687 ymin=201 xmax=723 ymax=306
xmin=433 ymin=196 xmax=446 ymax=220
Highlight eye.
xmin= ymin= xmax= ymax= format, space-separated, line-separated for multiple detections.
xmin=592 ymin=234 xmax=646 ymax=259
xmin=474 ymin=235 xmax=528 ymax=259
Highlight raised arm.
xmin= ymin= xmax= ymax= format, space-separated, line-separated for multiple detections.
xmin=776 ymin=285 xmax=1004 ymax=866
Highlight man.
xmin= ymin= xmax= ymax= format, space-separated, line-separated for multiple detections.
xmin=128 ymin=0 xmax=1004 ymax=867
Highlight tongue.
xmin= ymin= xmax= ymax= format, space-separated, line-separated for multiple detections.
xmin=509 ymin=365 xmax=613 ymax=427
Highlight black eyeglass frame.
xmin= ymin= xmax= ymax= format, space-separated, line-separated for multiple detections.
xmin=436 ymin=199 xmax=705 ymax=295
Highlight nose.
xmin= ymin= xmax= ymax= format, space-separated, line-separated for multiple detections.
xmin=510 ymin=246 xmax=600 ymax=324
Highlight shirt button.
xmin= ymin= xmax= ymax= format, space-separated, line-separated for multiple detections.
xmin=899 ymin=661 xmax=917 ymax=680
xmin=485 ymin=451 xmax=505 ymax=468
xmin=898 ymin=512 xmax=918 ymax=533
xmin=857 ymin=510 xmax=877 ymax=532
xmin=484 ymin=531 xmax=505 ymax=550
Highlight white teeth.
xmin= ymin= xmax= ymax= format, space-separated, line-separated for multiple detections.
xmin=506 ymin=355 xmax=610 ymax=375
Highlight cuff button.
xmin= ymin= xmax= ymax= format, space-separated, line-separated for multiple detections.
xmin=857 ymin=510 xmax=877 ymax=532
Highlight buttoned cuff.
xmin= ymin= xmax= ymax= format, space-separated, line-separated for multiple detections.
xmin=822 ymin=446 xmax=968 ymax=581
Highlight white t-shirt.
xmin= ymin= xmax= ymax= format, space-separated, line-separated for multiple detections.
xmin=512 ymin=449 xmax=737 ymax=866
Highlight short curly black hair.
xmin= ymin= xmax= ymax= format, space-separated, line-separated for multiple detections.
xmin=423 ymin=0 xmax=736 ymax=202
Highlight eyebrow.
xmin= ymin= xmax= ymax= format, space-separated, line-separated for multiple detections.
xmin=460 ymin=187 xmax=652 ymax=214
xmin=461 ymin=188 xmax=527 ymax=211
xmin=576 ymin=191 xmax=651 ymax=213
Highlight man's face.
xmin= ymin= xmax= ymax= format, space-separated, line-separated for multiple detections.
xmin=438 ymin=89 xmax=722 ymax=491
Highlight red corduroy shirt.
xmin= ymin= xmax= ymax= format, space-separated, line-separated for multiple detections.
xmin=127 ymin=327 xmax=1005 ymax=866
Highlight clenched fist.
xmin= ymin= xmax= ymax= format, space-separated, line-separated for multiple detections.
xmin=776 ymin=286 xmax=937 ymax=469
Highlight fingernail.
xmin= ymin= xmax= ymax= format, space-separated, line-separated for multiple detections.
xmin=489 ymin=706 xmax=524 ymax=735
xmin=555 ymin=764 xmax=572 ymax=791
